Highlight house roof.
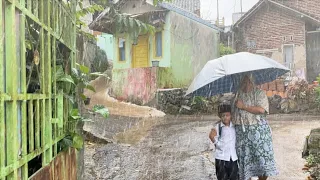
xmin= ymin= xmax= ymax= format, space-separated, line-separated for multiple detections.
xmin=170 ymin=0 xmax=200 ymax=14
xmin=89 ymin=1 xmax=222 ymax=33
xmin=234 ymin=0 xmax=320 ymax=27
xmin=159 ymin=2 xmax=221 ymax=31
xmin=89 ymin=9 xmax=168 ymax=34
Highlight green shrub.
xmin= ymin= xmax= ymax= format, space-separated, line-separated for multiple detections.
xmin=219 ymin=43 xmax=235 ymax=57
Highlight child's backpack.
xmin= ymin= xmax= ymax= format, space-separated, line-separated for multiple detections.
xmin=218 ymin=123 xmax=222 ymax=140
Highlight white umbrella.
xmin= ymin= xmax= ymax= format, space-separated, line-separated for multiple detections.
xmin=186 ymin=52 xmax=290 ymax=97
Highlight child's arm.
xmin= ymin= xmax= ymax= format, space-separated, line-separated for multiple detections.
xmin=209 ymin=128 xmax=217 ymax=143
xmin=209 ymin=126 xmax=225 ymax=150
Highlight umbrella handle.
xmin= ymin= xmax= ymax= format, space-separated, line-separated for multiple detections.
xmin=234 ymin=92 xmax=246 ymax=132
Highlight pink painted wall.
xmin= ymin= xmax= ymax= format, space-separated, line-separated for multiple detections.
xmin=112 ymin=67 xmax=158 ymax=104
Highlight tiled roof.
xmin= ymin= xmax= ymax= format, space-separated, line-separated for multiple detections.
xmin=171 ymin=0 xmax=200 ymax=14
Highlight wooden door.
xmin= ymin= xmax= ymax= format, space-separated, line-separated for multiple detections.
xmin=132 ymin=35 xmax=149 ymax=68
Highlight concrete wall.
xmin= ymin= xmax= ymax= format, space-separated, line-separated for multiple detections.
xmin=111 ymin=67 xmax=158 ymax=104
xmin=97 ymin=33 xmax=114 ymax=61
xmin=306 ymin=31 xmax=320 ymax=82
xmin=158 ymin=11 xmax=219 ymax=88
xmin=235 ymin=4 xmax=307 ymax=77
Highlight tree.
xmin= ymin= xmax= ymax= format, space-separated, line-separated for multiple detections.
xmin=75 ymin=0 xmax=172 ymax=40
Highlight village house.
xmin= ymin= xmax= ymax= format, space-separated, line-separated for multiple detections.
xmin=89 ymin=0 xmax=221 ymax=104
xmin=233 ymin=0 xmax=320 ymax=83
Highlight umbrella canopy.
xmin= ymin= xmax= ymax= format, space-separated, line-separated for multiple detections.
xmin=186 ymin=52 xmax=290 ymax=97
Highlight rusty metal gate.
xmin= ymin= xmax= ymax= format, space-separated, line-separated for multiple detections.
xmin=0 ymin=0 xmax=77 ymax=179
xmin=306 ymin=31 xmax=320 ymax=82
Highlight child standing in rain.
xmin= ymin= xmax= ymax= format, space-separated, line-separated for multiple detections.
xmin=209 ymin=104 xmax=238 ymax=180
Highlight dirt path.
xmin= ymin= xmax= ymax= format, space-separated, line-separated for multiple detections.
xmin=84 ymin=115 xmax=320 ymax=180
xmin=84 ymin=77 xmax=165 ymax=118
xmin=269 ymin=120 xmax=319 ymax=180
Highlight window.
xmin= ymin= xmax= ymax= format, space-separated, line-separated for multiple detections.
xmin=155 ymin=31 xmax=162 ymax=57
xmin=118 ymin=38 xmax=125 ymax=61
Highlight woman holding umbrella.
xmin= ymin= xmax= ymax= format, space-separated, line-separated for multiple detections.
xmin=186 ymin=52 xmax=289 ymax=180
xmin=233 ymin=74 xmax=278 ymax=180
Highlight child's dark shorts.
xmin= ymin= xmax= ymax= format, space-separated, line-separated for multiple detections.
xmin=215 ymin=158 xmax=239 ymax=180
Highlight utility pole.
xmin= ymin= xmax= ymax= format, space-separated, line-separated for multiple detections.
xmin=217 ymin=0 xmax=219 ymax=22
xmin=240 ymin=0 xmax=243 ymax=14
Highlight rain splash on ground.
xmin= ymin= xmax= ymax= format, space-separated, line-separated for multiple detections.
xmin=84 ymin=114 xmax=320 ymax=180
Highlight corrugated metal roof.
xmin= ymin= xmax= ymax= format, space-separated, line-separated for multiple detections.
xmin=171 ymin=0 xmax=200 ymax=14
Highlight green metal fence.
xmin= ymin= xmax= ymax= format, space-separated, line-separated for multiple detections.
xmin=0 ymin=0 xmax=76 ymax=179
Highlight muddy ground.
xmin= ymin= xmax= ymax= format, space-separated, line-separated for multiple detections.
xmin=84 ymin=115 xmax=320 ymax=180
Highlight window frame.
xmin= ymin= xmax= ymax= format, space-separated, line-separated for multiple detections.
xmin=118 ymin=37 xmax=126 ymax=62
xmin=153 ymin=31 xmax=163 ymax=59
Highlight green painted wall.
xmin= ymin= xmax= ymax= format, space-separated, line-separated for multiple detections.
xmin=97 ymin=33 xmax=114 ymax=61
xmin=112 ymin=11 xmax=219 ymax=90
xmin=158 ymin=12 xmax=220 ymax=89
xmin=113 ymin=14 xmax=171 ymax=70
xmin=113 ymin=34 xmax=132 ymax=69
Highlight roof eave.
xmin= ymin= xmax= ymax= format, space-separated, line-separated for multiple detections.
xmin=233 ymin=0 xmax=266 ymax=28
xmin=233 ymin=0 xmax=320 ymax=28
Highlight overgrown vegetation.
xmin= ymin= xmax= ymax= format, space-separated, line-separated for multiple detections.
xmin=91 ymin=48 xmax=109 ymax=73
xmin=219 ymin=43 xmax=235 ymax=57
xmin=75 ymin=0 xmax=172 ymax=41
xmin=305 ymin=154 xmax=320 ymax=179
xmin=56 ymin=63 xmax=109 ymax=150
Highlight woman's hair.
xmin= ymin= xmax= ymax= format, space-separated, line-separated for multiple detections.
xmin=241 ymin=74 xmax=255 ymax=84
xmin=218 ymin=104 xmax=231 ymax=117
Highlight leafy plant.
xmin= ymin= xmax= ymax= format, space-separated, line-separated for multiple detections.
xmin=59 ymin=133 xmax=84 ymax=151
xmin=56 ymin=63 xmax=109 ymax=150
xmin=93 ymin=104 xmax=109 ymax=118
xmin=91 ymin=48 xmax=109 ymax=74
xmin=74 ymin=0 xmax=172 ymax=40
xmin=191 ymin=96 xmax=209 ymax=111
xmin=219 ymin=43 xmax=235 ymax=57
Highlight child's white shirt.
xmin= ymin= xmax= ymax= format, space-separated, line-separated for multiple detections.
xmin=214 ymin=122 xmax=238 ymax=161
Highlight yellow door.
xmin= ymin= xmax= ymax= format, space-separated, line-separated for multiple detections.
xmin=132 ymin=35 xmax=149 ymax=68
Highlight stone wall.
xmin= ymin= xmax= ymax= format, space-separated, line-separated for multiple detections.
xmin=156 ymin=89 xmax=235 ymax=115
xmin=157 ymin=84 xmax=319 ymax=115
xmin=303 ymin=128 xmax=320 ymax=179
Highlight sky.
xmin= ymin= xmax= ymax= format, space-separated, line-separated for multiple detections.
xmin=200 ymin=0 xmax=259 ymax=25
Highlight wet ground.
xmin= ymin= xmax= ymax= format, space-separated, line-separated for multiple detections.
xmin=84 ymin=114 xmax=320 ymax=180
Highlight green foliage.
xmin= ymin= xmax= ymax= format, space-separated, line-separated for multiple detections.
xmin=306 ymin=154 xmax=320 ymax=167
xmin=305 ymin=153 xmax=320 ymax=179
xmin=59 ymin=133 xmax=84 ymax=151
xmin=110 ymin=8 xmax=156 ymax=39
xmin=219 ymin=43 xmax=235 ymax=57
xmin=75 ymin=0 xmax=171 ymax=40
xmin=55 ymin=66 xmax=75 ymax=85
xmin=93 ymin=104 xmax=110 ymax=118
xmin=91 ymin=48 xmax=109 ymax=73
xmin=191 ymin=96 xmax=209 ymax=110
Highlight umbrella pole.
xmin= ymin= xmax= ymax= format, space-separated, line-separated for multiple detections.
xmin=235 ymin=92 xmax=245 ymax=132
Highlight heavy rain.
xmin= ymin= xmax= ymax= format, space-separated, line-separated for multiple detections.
xmin=1 ymin=0 xmax=320 ymax=180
